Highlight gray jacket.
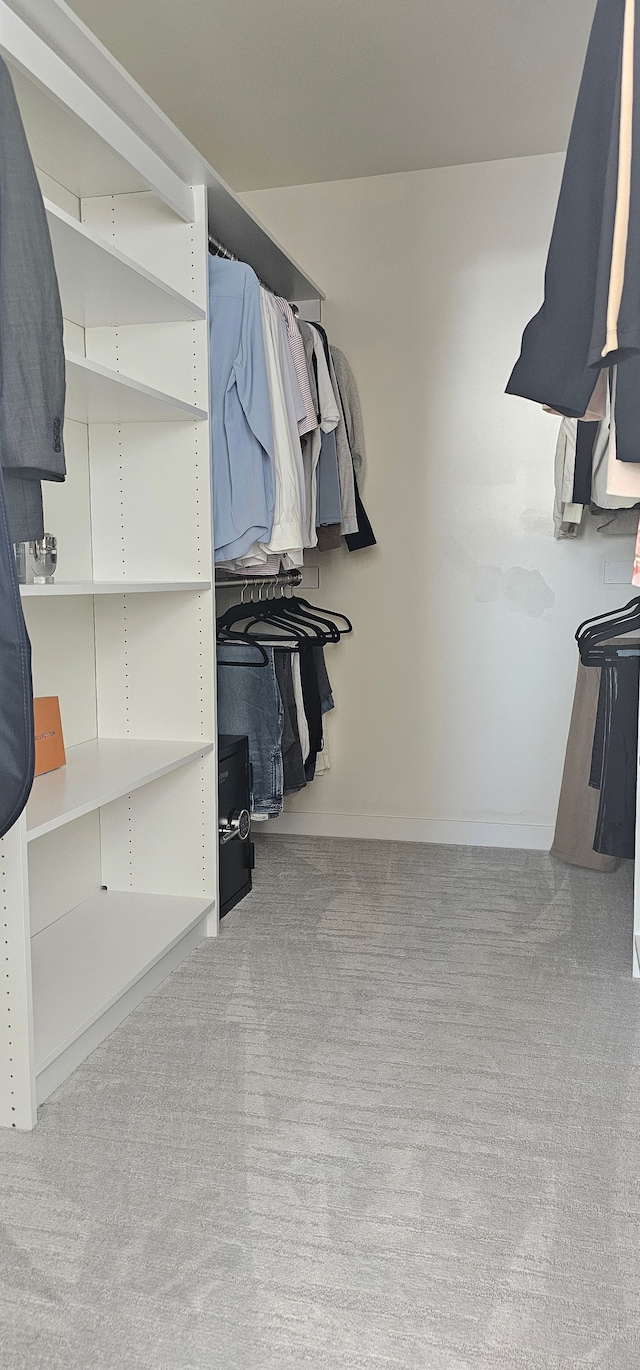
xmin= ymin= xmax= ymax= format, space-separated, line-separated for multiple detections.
xmin=0 ymin=57 xmax=66 ymax=541
xmin=330 ymin=346 xmax=366 ymax=485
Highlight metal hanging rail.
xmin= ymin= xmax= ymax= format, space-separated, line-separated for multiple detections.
xmin=208 ymin=232 xmax=236 ymax=261
xmin=214 ymin=567 xmax=303 ymax=595
xmin=208 ymin=231 xmax=280 ymax=296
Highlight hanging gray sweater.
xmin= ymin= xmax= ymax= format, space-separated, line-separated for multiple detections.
xmin=330 ymin=345 xmax=366 ymax=486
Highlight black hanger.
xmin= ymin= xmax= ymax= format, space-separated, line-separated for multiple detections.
xmin=286 ymin=594 xmax=353 ymax=635
xmin=576 ymin=595 xmax=640 ymax=641
xmin=577 ymin=595 xmax=640 ymax=665
xmin=262 ymin=596 xmax=341 ymax=643
xmin=217 ymin=598 xmax=326 ymax=645
xmin=216 ymin=624 xmax=269 ymax=667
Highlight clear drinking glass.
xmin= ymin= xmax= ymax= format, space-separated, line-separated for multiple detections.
xmin=29 ymin=534 xmax=57 ymax=584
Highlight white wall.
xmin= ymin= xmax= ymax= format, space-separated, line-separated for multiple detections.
xmin=244 ymin=154 xmax=635 ymax=848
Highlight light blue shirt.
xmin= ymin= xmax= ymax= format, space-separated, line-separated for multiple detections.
xmin=208 ymin=258 xmax=274 ymax=562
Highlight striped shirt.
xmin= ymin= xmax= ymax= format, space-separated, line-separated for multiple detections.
xmin=274 ymin=296 xmax=317 ymax=436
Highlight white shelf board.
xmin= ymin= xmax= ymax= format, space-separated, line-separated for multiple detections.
xmin=32 ymin=889 xmax=213 ymax=1072
xmin=65 ymin=352 xmax=208 ymax=424
xmin=26 ymin=737 xmax=213 ymax=842
xmin=45 ymin=200 xmax=206 ymax=327
xmin=20 ymin=580 xmax=211 ymax=596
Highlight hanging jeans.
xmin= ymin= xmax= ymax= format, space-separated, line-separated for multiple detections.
xmin=217 ymin=644 xmax=284 ymax=817
xmin=590 ymin=652 xmax=640 ymax=859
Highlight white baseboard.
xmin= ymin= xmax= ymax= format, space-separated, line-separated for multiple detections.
xmin=263 ymin=811 xmax=555 ymax=851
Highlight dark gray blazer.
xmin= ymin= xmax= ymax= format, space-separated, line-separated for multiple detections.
xmin=0 ymin=56 xmax=66 ymax=541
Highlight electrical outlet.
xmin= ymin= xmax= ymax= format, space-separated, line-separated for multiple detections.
xmin=604 ymin=561 xmax=633 ymax=585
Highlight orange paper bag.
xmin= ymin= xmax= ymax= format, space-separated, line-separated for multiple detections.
xmin=34 ymin=697 xmax=66 ymax=776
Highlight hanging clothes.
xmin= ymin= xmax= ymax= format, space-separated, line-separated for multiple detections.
xmin=273 ymin=649 xmax=307 ymax=796
xmin=506 ymin=0 xmax=638 ymax=417
xmin=311 ymin=324 xmax=358 ymax=536
xmin=0 ymin=56 xmax=66 ymax=543
xmin=208 ymin=257 xmax=275 ymax=564
xmin=296 ymin=318 xmax=322 ymax=546
xmin=316 ymin=430 xmax=343 ymax=527
xmin=330 ymin=346 xmax=366 ymax=484
xmin=552 ymin=370 xmax=640 ymax=537
xmin=258 ymin=289 xmax=307 ymax=567
xmin=330 ymin=345 xmax=377 ymax=552
xmin=554 ymin=600 xmax=640 ymax=866
xmin=553 ymin=419 xmax=582 ymax=537
xmin=590 ymin=652 xmax=640 ymax=859
xmin=297 ymin=319 xmax=340 ymax=543
xmin=291 ymin=651 xmax=310 ymax=764
xmin=216 ymin=595 xmax=348 ymax=816
xmin=216 ymin=642 xmax=285 ymax=817
xmin=207 ymin=247 xmax=375 ymax=563
xmin=273 ymin=297 xmax=317 ymax=436
xmin=216 ymin=640 xmax=335 ymax=811
xmin=316 ymin=524 xmax=342 ymax=550
xmin=551 ymin=663 xmax=619 ymax=872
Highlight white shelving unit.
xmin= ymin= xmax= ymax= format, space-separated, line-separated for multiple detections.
xmin=0 ymin=1 xmax=217 ymax=1130
xmin=0 ymin=0 xmax=323 ymax=1130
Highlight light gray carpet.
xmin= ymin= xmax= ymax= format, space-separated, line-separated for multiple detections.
xmin=1 ymin=837 xmax=640 ymax=1370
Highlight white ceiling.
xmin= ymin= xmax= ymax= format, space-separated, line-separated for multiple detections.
xmin=65 ymin=0 xmax=595 ymax=191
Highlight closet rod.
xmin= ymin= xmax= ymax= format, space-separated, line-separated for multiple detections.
xmin=208 ymin=231 xmax=278 ymax=296
xmin=215 ymin=568 xmax=303 ymax=591
xmin=208 ymin=232 xmax=236 ymax=261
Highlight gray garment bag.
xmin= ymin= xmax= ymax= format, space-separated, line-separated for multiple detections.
xmin=0 ymin=463 xmax=34 ymax=836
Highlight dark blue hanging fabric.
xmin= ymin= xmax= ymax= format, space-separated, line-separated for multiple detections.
xmin=0 ymin=462 xmax=34 ymax=837
xmin=506 ymin=0 xmax=628 ymax=415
